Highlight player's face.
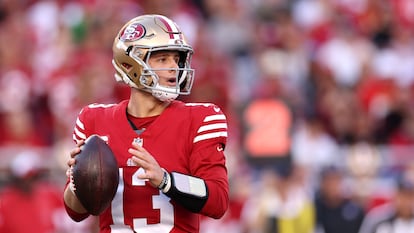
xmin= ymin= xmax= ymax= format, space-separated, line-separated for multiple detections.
xmin=148 ymin=50 xmax=180 ymax=87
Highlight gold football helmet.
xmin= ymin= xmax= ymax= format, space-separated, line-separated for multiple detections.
xmin=112 ymin=14 xmax=194 ymax=101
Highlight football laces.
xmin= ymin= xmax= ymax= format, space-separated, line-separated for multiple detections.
xmin=68 ymin=166 xmax=77 ymax=194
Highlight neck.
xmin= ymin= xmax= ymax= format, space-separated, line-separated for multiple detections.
xmin=127 ymin=89 xmax=170 ymax=117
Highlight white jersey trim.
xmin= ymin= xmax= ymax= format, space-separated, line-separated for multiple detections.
xmin=197 ymin=123 xmax=227 ymax=133
xmin=76 ymin=117 xmax=85 ymax=130
xmin=74 ymin=126 xmax=86 ymax=140
xmin=204 ymin=114 xmax=226 ymax=122
xmin=193 ymin=131 xmax=228 ymax=143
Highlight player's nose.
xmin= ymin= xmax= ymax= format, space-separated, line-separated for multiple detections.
xmin=168 ymin=61 xmax=179 ymax=72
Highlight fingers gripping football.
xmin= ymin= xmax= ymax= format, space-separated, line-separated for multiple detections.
xmin=66 ymin=140 xmax=84 ymax=174
xmin=69 ymin=135 xmax=119 ymax=216
xmin=66 ymin=140 xmax=85 ymax=194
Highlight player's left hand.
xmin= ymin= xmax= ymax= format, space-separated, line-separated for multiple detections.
xmin=128 ymin=141 xmax=164 ymax=188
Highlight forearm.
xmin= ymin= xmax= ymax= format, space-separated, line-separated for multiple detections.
xmin=63 ymin=184 xmax=90 ymax=221
xmin=161 ymin=170 xmax=229 ymax=218
xmin=185 ymin=142 xmax=229 ymax=218
xmin=199 ymin=178 xmax=229 ymax=219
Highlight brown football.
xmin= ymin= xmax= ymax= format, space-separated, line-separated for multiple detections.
xmin=72 ymin=134 xmax=119 ymax=216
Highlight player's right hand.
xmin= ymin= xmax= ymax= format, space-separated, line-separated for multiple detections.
xmin=63 ymin=139 xmax=88 ymax=215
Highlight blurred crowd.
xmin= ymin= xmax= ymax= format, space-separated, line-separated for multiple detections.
xmin=1 ymin=0 xmax=414 ymax=232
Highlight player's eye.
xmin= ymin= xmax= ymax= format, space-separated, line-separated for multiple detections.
xmin=157 ymin=57 xmax=167 ymax=62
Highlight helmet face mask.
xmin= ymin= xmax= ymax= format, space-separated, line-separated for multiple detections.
xmin=112 ymin=14 xmax=195 ymax=102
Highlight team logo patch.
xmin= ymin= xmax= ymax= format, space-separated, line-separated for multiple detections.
xmin=120 ymin=22 xmax=146 ymax=41
xmin=133 ymin=137 xmax=143 ymax=146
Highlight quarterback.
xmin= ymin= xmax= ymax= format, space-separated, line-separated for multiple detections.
xmin=63 ymin=14 xmax=229 ymax=232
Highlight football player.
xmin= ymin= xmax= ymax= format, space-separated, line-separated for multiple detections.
xmin=63 ymin=14 xmax=229 ymax=233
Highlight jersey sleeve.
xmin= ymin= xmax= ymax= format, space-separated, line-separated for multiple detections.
xmin=188 ymin=103 xmax=229 ymax=219
xmin=65 ymin=104 xmax=98 ymax=220
xmin=72 ymin=104 xmax=99 ymax=143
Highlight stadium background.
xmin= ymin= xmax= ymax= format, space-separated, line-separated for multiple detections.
xmin=1 ymin=0 xmax=414 ymax=232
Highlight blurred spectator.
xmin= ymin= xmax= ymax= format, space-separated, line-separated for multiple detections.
xmin=0 ymin=69 xmax=51 ymax=147
xmin=241 ymin=166 xmax=315 ymax=233
xmin=314 ymin=15 xmax=374 ymax=88
xmin=0 ymin=150 xmax=96 ymax=233
xmin=0 ymin=0 xmax=414 ymax=232
xmin=314 ymin=166 xmax=365 ymax=233
xmin=200 ymin=170 xmax=253 ymax=233
xmin=358 ymin=168 xmax=414 ymax=233
xmin=291 ymin=114 xmax=340 ymax=191
xmin=345 ymin=142 xmax=386 ymax=209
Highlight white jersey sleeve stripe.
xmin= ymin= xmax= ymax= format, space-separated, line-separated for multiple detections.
xmin=76 ymin=117 xmax=85 ymax=130
xmin=74 ymin=126 xmax=86 ymax=140
xmin=197 ymin=123 xmax=227 ymax=133
xmin=72 ymin=134 xmax=80 ymax=143
xmin=193 ymin=131 xmax=228 ymax=143
xmin=204 ymin=114 xmax=226 ymax=122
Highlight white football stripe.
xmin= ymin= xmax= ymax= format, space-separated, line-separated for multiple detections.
xmin=204 ymin=114 xmax=226 ymax=122
xmin=193 ymin=131 xmax=228 ymax=143
xmin=197 ymin=123 xmax=227 ymax=133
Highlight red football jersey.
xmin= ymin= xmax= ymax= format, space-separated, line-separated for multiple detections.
xmin=70 ymin=100 xmax=229 ymax=233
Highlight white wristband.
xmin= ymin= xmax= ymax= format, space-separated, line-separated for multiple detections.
xmin=170 ymin=172 xmax=207 ymax=198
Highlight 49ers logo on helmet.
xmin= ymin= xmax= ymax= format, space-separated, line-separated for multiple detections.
xmin=120 ymin=23 xmax=146 ymax=41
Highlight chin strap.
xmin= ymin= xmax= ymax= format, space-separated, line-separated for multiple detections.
xmin=151 ymin=84 xmax=179 ymax=102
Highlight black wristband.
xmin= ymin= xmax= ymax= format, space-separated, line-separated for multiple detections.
xmin=158 ymin=170 xmax=168 ymax=190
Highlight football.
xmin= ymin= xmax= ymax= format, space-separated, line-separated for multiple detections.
xmin=72 ymin=134 xmax=119 ymax=216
